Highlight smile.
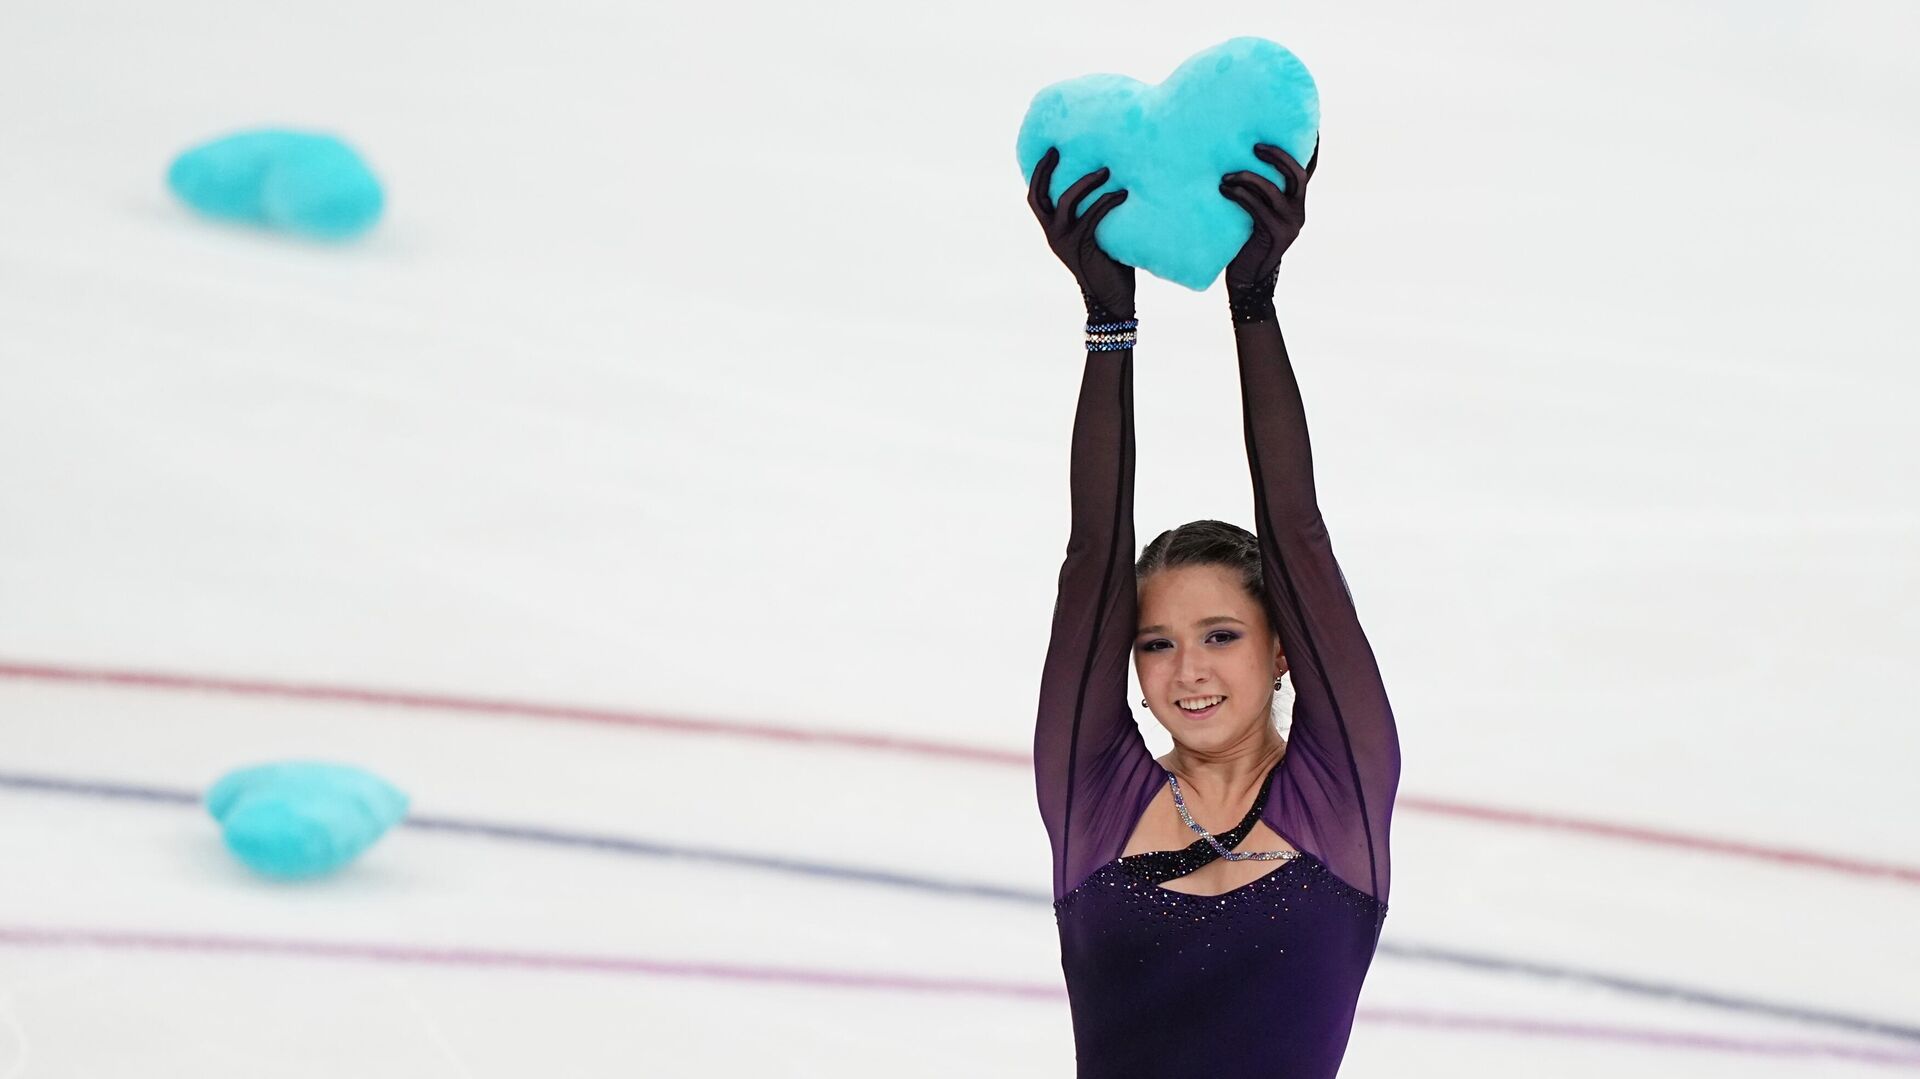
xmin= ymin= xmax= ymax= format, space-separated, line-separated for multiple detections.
xmin=1174 ymin=695 xmax=1225 ymax=718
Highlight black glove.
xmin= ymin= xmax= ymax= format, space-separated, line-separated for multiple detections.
xmin=1026 ymin=146 xmax=1137 ymax=323
xmin=1220 ymin=136 xmax=1319 ymax=323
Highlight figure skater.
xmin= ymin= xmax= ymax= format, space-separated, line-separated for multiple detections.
xmin=1026 ymin=137 xmax=1400 ymax=1077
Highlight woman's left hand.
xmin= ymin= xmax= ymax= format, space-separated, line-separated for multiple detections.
xmin=1220 ymin=136 xmax=1319 ymax=319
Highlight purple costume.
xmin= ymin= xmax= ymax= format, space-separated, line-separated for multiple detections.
xmin=1034 ymin=317 xmax=1402 ymax=1077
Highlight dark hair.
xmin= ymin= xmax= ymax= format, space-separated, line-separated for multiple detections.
xmin=1136 ymin=519 xmax=1264 ymax=607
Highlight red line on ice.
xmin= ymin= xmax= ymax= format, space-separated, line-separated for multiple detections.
xmin=0 ymin=657 xmax=1023 ymax=764
xmin=4 ymin=657 xmax=1916 ymax=886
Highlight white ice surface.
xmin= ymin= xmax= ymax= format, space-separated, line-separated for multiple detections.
xmin=2 ymin=0 xmax=1917 ymax=1075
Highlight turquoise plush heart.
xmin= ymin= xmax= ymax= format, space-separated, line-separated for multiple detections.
xmin=167 ymin=129 xmax=385 ymax=240
xmin=1016 ymin=37 xmax=1319 ymax=291
xmin=206 ymin=761 xmax=409 ymax=879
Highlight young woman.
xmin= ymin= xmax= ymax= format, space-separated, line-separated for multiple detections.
xmin=1026 ymin=138 xmax=1401 ymax=1077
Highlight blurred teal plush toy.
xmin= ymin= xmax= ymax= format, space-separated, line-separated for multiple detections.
xmin=206 ymin=761 xmax=408 ymax=879
xmin=166 ymin=128 xmax=385 ymax=240
xmin=1015 ymin=36 xmax=1319 ymax=290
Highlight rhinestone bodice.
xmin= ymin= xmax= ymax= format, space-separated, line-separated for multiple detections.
xmin=1054 ymin=849 xmax=1382 ymax=1078
xmin=1051 ymin=768 xmax=1385 ymax=1078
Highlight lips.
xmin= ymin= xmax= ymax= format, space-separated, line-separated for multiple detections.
xmin=1175 ymin=697 xmax=1224 ymax=719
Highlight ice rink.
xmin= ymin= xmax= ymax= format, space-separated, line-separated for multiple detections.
xmin=2 ymin=1 xmax=1917 ymax=1074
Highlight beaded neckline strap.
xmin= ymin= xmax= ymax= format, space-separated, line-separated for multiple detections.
xmin=1168 ymin=762 xmax=1299 ymax=863
xmin=1115 ymin=759 xmax=1286 ymax=884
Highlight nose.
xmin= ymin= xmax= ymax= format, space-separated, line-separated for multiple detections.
xmin=1175 ymin=643 xmax=1211 ymax=689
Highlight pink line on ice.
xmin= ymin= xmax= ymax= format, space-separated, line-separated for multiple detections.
xmin=4 ymin=926 xmax=1917 ymax=1067
xmin=0 ymin=924 xmax=1062 ymax=999
xmin=1363 ymin=1007 xmax=1920 ymax=1068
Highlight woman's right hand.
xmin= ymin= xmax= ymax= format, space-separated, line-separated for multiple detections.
xmin=1026 ymin=146 xmax=1136 ymax=322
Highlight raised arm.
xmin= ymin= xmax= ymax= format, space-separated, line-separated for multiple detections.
xmin=1032 ymin=346 xmax=1156 ymax=900
xmin=1222 ymin=139 xmax=1402 ymax=916
xmin=1026 ymin=147 xmax=1158 ymax=901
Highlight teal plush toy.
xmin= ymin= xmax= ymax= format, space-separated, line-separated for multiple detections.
xmin=167 ymin=129 xmax=385 ymax=240
xmin=206 ymin=761 xmax=408 ymax=879
xmin=1015 ymin=37 xmax=1319 ymax=290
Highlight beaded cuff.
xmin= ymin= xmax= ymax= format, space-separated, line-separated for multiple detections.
xmin=1085 ymin=318 xmax=1138 ymax=352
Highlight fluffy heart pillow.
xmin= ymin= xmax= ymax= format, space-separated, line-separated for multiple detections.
xmin=1016 ymin=37 xmax=1319 ymax=291
xmin=206 ymin=761 xmax=409 ymax=879
xmin=167 ymin=129 xmax=385 ymax=240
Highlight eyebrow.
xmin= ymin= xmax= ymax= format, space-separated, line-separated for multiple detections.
xmin=1136 ymin=616 xmax=1247 ymax=636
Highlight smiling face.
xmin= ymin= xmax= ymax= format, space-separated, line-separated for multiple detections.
xmin=1135 ymin=563 xmax=1288 ymax=754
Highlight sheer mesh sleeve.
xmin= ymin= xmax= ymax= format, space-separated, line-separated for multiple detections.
xmin=1033 ymin=346 xmax=1158 ymax=903
xmin=1237 ymin=317 xmax=1402 ymax=919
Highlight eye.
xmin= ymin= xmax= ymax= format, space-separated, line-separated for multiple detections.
xmin=1136 ymin=632 xmax=1237 ymax=653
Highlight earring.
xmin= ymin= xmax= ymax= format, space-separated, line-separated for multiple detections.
xmin=1140 ymin=698 xmax=1148 ymax=707
xmin=1274 ymin=675 xmax=1285 ymax=690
